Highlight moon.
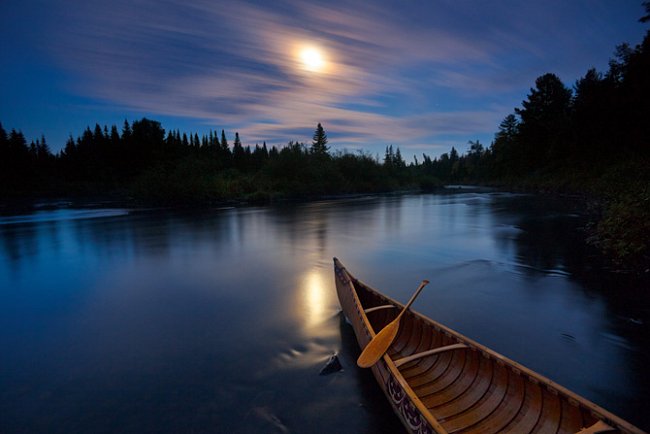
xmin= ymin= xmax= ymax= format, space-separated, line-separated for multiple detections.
xmin=299 ymin=47 xmax=325 ymax=72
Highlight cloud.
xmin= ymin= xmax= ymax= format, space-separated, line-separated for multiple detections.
xmin=42 ymin=0 xmax=639 ymax=157
xmin=50 ymin=1 xmax=485 ymax=150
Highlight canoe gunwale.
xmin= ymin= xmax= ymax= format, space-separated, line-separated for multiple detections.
xmin=334 ymin=258 xmax=449 ymax=433
xmin=333 ymin=257 xmax=646 ymax=434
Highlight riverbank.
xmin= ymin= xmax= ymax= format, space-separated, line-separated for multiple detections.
xmin=482 ymin=161 xmax=650 ymax=277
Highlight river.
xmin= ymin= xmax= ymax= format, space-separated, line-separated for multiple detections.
xmin=1 ymin=191 xmax=648 ymax=433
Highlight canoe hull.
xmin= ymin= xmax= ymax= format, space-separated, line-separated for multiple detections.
xmin=333 ymin=258 xmax=646 ymax=434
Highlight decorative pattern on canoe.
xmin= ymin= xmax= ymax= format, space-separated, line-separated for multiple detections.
xmin=333 ymin=258 xmax=646 ymax=434
xmin=387 ymin=373 xmax=434 ymax=434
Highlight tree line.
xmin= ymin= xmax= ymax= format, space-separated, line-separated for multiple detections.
xmin=411 ymin=4 xmax=650 ymax=190
xmin=0 ymin=119 xmax=422 ymax=201
xmin=409 ymin=14 xmax=649 ymax=271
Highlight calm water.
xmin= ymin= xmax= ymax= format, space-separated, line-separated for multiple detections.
xmin=1 ymin=192 xmax=649 ymax=433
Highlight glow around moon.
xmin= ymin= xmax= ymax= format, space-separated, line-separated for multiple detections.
xmin=298 ymin=46 xmax=326 ymax=72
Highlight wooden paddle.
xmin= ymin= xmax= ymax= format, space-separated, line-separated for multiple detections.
xmin=357 ymin=279 xmax=430 ymax=368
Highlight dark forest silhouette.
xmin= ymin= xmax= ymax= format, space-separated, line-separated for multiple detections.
xmin=1 ymin=6 xmax=649 ymax=270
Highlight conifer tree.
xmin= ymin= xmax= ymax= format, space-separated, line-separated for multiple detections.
xmin=122 ymin=120 xmax=132 ymax=141
xmin=384 ymin=145 xmax=393 ymax=166
xmin=220 ymin=129 xmax=229 ymax=150
xmin=395 ymin=147 xmax=405 ymax=167
xmin=311 ymin=123 xmax=329 ymax=155
xmin=37 ymin=135 xmax=51 ymax=160
xmin=110 ymin=125 xmax=120 ymax=146
xmin=449 ymin=147 xmax=459 ymax=162
xmin=515 ymin=73 xmax=571 ymax=168
xmin=232 ymin=132 xmax=245 ymax=169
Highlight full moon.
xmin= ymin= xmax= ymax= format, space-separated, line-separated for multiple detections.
xmin=299 ymin=47 xmax=325 ymax=72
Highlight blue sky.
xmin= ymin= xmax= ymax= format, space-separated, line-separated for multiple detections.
xmin=1 ymin=0 xmax=647 ymax=160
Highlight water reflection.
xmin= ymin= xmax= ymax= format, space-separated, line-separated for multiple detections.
xmin=301 ymin=269 xmax=329 ymax=330
xmin=489 ymin=194 xmax=587 ymax=275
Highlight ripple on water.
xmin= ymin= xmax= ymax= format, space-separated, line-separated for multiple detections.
xmin=0 ymin=208 xmax=129 ymax=225
xmin=602 ymin=332 xmax=634 ymax=351
xmin=250 ymin=406 xmax=290 ymax=434
xmin=268 ymin=340 xmax=334 ymax=374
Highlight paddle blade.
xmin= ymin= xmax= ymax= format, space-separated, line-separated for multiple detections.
xmin=357 ymin=279 xmax=429 ymax=368
xmin=357 ymin=319 xmax=400 ymax=368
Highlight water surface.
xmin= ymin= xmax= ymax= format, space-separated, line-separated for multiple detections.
xmin=1 ymin=192 xmax=649 ymax=433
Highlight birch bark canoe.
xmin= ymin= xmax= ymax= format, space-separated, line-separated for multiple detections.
xmin=333 ymin=258 xmax=646 ymax=434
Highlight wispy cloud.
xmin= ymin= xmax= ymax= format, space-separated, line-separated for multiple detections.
xmin=42 ymin=0 xmax=643 ymax=156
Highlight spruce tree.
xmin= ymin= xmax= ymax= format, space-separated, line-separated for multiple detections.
xmin=395 ymin=147 xmax=405 ymax=167
xmin=220 ymin=129 xmax=229 ymax=150
xmin=311 ymin=123 xmax=329 ymax=155
xmin=515 ymin=73 xmax=571 ymax=168
xmin=122 ymin=120 xmax=132 ymax=142
xmin=233 ymin=132 xmax=245 ymax=170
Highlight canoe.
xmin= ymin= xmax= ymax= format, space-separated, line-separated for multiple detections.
xmin=333 ymin=258 xmax=646 ymax=434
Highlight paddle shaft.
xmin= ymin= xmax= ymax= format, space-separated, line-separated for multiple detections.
xmin=396 ymin=279 xmax=429 ymax=322
xmin=357 ymin=279 xmax=429 ymax=368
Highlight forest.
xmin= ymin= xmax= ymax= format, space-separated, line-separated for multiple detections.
xmin=1 ymin=14 xmax=649 ymax=272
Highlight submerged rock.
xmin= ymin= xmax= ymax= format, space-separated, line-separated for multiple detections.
xmin=319 ymin=353 xmax=343 ymax=375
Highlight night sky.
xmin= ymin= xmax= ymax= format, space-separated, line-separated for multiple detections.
xmin=1 ymin=0 xmax=647 ymax=159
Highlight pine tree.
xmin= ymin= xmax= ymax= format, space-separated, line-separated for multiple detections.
xmin=232 ymin=132 xmax=245 ymax=170
xmin=37 ymin=135 xmax=51 ymax=160
xmin=491 ymin=114 xmax=520 ymax=177
xmin=311 ymin=123 xmax=329 ymax=155
xmin=110 ymin=125 xmax=120 ymax=146
xmin=220 ymin=129 xmax=229 ymax=150
xmin=384 ymin=145 xmax=394 ymax=166
xmin=395 ymin=147 xmax=405 ymax=167
xmin=449 ymin=147 xmax=459 ymax=162
xmin=515 ymin=73 xmax=572 ymax=168
xmin=122 ymin=120 xmax=132 ymax=142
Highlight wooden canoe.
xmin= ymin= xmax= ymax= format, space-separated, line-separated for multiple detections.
xmin=333 ymin=258 xmax=646 ymax=434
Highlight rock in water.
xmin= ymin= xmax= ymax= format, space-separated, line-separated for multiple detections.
xmin=319 ymin=353 xmax=343 ymax=375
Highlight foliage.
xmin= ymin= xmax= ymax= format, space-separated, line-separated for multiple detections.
xmin=1 ymin=119 xmax=427 ymax=203
xmin=588 ymin=161 xmax=650 ymax=272
xmin=596 ymin=187 xmax=650 ymax=271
